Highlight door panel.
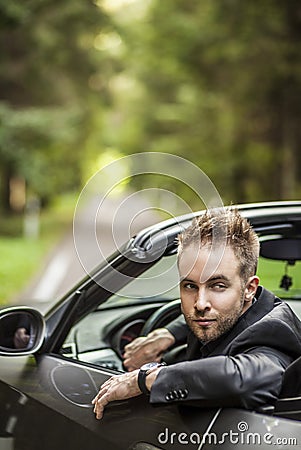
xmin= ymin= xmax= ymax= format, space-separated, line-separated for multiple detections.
xmin=0 ymin=354 xmax=221 ymax=450
xmin=3 ymin=353 xmax=300 ymax=449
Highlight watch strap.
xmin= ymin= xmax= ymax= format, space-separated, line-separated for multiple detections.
xmin=138 ymin=362 xmax=165 ymax=395
xmin=138 ymin=369 xmax=151 ymax=395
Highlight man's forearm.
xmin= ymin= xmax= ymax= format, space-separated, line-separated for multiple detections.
xmin=150 ymin=352 xmax=288 ymax=410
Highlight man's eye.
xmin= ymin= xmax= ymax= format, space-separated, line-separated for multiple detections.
xmin=183 ymin=283 xmax=197 ymax=290
xmin=211 ymin=283 xmax=226 ymax=289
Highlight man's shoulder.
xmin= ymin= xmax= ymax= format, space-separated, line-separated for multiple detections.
xmin=256 ymin=300 xmax=301 ymax=329
xmin=233 ymin=300 xmax=301 ymax=358
xmin=251 ymin=286 xmax=297 ymax=326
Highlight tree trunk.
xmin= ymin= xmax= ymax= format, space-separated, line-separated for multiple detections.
xmin=0 ymin=163 xmax=13 ymax=214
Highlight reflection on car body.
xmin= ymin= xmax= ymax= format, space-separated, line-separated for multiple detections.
xmin=1 ymin=201 xmax=301 ymax=449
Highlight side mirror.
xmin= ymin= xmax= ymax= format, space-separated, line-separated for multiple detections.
xmin=0 ymin=306 xmax=45 ymax=356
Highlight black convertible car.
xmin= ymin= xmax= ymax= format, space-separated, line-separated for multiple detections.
xmin=0 ymin=201 xmax=301 ymax=450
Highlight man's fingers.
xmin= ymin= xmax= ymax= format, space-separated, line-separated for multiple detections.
xmin=92 ymin=370 xmax=141 ymax=420
xmin=100 ymin=375 xmax=118 ymax=389
xmin=123 ymin=364 xmax=136 ymax=372
xmin=92 ymin=377 xmax=113 ymax=404
xmin=93 ymin=392 xmax=110 ymax=420
xmin=92 ymin=381 xmax=115 ymax=420
xmin=92 ymin=375 xmax=123 ymax=410
xmin=124 ymin=337 xmax=146 ymax=354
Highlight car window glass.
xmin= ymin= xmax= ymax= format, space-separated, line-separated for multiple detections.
xmin=257 ymin=256 xmax=301 ymax=317
xmin=102 ymin=254 xmax=180 ymax=307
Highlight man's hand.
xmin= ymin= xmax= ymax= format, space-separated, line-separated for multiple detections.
xmin=92 ymin=367 xmax=163 ymax=419
xmin=13 ymin=328 xmax=30 ymax=349
xmin=123 ymin=328 xmax=175 ymax=371
xmin=92 ymin=371 xmax=141 ymax=419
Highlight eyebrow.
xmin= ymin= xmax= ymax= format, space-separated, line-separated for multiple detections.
xmin=180 ymin=275 xmax=230 ymax=284
xmin=180 ymin=277 xmax=195 ymax=283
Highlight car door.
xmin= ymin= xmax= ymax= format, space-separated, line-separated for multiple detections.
xmin=0 ymin=351 xmax=224 ymax=450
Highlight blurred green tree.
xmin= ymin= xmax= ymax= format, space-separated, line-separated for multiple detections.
xmin=0 ymin=0 xmax=110 ymax=212
xmin=1 ymin=0 xmax=301 ymax=212
xmin=101 ymin=0 xmax=301 ymax=204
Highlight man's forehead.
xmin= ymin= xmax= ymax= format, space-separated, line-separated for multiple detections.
xmin=178 ymin=244 xmax=237 ymax=283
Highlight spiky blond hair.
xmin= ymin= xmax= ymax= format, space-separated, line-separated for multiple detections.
xmin=178 ymin=208 xmax=260 ymax=282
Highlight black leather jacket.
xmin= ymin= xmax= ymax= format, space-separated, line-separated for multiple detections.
xmin=151 ymin=287 xmax=301 ymax=410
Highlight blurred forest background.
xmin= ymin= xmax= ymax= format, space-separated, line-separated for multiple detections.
xmin=1 ymin=0 xmax=301 ymax=302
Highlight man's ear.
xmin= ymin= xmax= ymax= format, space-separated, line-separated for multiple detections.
xmin=244 ymin=276 xmax=260 ymax=302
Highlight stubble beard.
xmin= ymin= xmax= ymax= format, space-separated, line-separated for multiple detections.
xmin=185 ymin=297 xmax=245 ymax=344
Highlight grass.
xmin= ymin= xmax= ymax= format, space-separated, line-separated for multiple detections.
xmin=0 ymin=193 xmax=77 ymax=306
xmin=0 ymin=238 xmax=54 ymax=305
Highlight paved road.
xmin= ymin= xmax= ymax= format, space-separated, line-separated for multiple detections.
xmin=13 ymin=193 xmax=159 ymax=313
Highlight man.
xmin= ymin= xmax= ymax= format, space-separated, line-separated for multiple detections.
xmin=92 ymin=209 xmax=301 ymax=419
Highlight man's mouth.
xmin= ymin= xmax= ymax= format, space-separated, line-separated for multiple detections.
xmin=193 ymin=318 xmax=216 ymax=327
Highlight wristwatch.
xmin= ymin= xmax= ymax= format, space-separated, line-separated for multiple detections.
xmin=138 ymin=362 xmax=166 ymax=395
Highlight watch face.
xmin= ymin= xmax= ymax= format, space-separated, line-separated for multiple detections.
xmin=141 ymin=362 xmax=159 ymax=371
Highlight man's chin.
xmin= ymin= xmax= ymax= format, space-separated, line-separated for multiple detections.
xmin=190 ymin=325 xmax=217 ymax=344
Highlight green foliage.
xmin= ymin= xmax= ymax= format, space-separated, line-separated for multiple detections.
xmin=0 ymin=0 xmax=111 ymax=211
xmin=1 ymin=0 xmax=301 ymax=213
xmin=96 ymin=0 xmax=301 ymax=204
xmin=0 ymin=0 xmax=110 ymax=105
xmin=0 ymin=103 xmax=85 ymax=204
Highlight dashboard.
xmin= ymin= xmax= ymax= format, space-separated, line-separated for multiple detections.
xmin=61 ymin=301 xmax=165 ymax=371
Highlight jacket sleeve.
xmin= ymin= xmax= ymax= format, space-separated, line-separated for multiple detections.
xmin=150 ymin=348 xmax=291 ymax=410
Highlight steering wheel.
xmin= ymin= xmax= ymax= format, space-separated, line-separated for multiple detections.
xmin=114 ymin=299 xmax=181 ymax=362
xmin=140 ymin=299 xmax=181 ymax=336
xmin=140 ymin=299 xmax=187 ymax=365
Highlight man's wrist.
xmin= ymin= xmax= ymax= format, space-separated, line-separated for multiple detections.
xmin=138 ymin=362 xmax=166 ymax=395
xmin=145 ymin=366 xmax=163 ymax=391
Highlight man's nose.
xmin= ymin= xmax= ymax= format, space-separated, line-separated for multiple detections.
xmin=194 ymin=288 xmax=211 ymax=311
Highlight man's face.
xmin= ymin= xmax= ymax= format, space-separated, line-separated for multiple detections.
xmin=178 ymin=244 xmax=256 ymax=344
